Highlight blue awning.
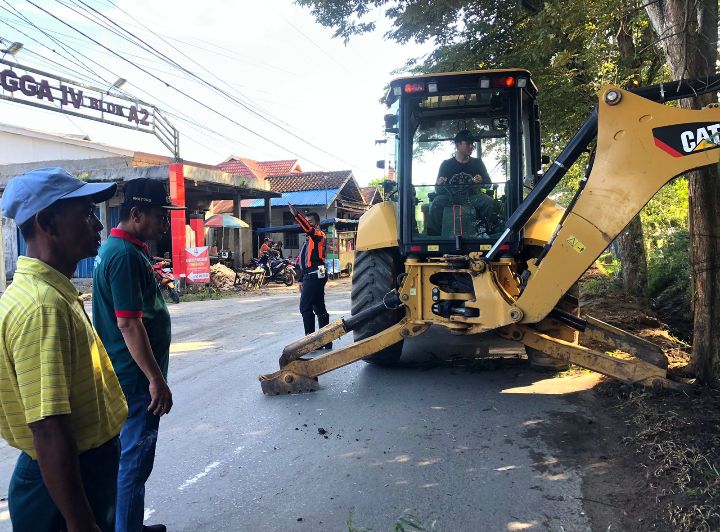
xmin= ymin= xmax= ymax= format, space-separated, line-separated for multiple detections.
xmin=243 ymin=188 xmax=339 ymax=208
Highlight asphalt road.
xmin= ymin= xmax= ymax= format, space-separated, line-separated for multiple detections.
xmin=0 ymin=283 xmax=597 ymax=531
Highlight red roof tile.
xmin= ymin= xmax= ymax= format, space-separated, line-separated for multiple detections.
xmin=257 ymin=160 xmax=302 ymax=175
xmin=217 ymin=157 xmax=268 ymax=180
xmin=217 ymin=158 xmax=302 ymax=179
xmin=360 ymin=186 xmax=381 ymax=204
xmin=209 ymin=199 xmax=234 ymax=214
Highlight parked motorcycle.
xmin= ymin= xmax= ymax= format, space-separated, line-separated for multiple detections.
xmin=151 ymin=258 xmax=181 ymax=303
xmin=252 ymin=250 xmax=295 ymax=286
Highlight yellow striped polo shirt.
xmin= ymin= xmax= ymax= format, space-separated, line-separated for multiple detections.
xmin=0 ymin=256 xmax=127 ymax=459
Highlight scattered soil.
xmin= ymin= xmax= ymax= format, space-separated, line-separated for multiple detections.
xmin=209 ymin=263 xmax=240 ymax=291
xmin=547 ymin=267 xmax=720 ymax=531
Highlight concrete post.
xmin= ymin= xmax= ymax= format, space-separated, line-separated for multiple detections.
xmin=99 ymin=201 xmax=110 ymax=241
xmin=264 ymin=197 xmax=271 ymax=228
xmin=234 ymin=193 xmax=243 ymax=265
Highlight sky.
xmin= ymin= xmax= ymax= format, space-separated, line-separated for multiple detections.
xmin=0 ymin=0 xmax=432 ymax=184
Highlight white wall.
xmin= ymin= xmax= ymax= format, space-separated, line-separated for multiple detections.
xmin=0 ymin=131 xmax=124 ymax=165
xmin=2 ymin=217 xmax=16 ymax=280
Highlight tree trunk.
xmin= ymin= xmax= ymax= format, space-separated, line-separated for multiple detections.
xmin=646 ymin=0 xmax=720 ymax=385
xmin=615 ymin=6 xmax=648 ymax=299
xmin=618 ymin=216 xmax=648 ymax=299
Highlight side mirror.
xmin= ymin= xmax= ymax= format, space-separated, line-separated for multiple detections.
xmin=384 ymin=113 xmax=398 ymax=129
xmin=541 ymin=155 xmax=551 ymax=165
xmin=376 ymin=160 xmax=386 ymax=169
xmin=383 ymin=180 xmax=397 ymax=195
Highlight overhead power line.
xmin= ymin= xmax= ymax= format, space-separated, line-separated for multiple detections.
xmin=65 ymin=0 xmax=369 ymax=174
xmin=23 ymin=0 xmax=331 ymax=169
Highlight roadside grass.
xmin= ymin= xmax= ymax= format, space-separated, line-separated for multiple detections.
xmin=178 ymin=288 xmax=241 ymax=302
xmin=608 ymin=385 xmax=720 ymax=531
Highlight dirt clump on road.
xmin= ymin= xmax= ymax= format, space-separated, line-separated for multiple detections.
xmin=558 ymin=266 xmax=720 ymax=531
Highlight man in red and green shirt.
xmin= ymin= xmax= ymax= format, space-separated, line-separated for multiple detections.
xmin=93 ymin=178 xmax=184 ymax=532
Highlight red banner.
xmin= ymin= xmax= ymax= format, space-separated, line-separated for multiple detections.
xmin=185 ymin=246 xmax=210 ymax=283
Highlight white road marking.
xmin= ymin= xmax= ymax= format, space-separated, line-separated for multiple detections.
xmin=177 ymin=461 xmax=221 ymax=491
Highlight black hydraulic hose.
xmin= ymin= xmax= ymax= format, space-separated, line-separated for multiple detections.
xmin=631 ymin=74 xmax=720 ymax=103
xmin=485 ymin=107 xmax=599 ymax=262
xmin=343 ymin=293 xmax=402 ymax=331
xmin=485 ymin=74 xmax=720 ymax=262
xmin=549 ymin=308 xmax=587 ymax=332
xmin=485 ymin=73 xmax=720 ymax=264
xmin=533 ymin=146 xmax=596 ymax=268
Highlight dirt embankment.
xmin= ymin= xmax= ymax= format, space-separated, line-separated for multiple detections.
xmin=556 ymin=269 xmax=720 ymax=531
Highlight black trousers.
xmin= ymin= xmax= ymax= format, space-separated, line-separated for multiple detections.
xmin=299 ymin=272 xmax=329 ymax=335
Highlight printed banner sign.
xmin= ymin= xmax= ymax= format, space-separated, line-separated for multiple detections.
xmin=185 ymin=246 xmax=210 ymax=283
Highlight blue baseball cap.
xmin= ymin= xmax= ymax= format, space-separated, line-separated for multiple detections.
xmin=1 ymin=167 xmax=117 ymax=226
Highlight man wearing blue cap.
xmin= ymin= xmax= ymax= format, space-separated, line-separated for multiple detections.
xmin=0 ymin=167 xmax=128 ymax=531
xmin=93 ymin=178 xmax=184 ymax=532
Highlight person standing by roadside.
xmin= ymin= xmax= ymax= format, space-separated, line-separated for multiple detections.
xmin=0 ymin=167 xmax=127 ymax=531
xmin=92 ymin=178 xmax=185 ymax=532
xmin=289 ymin=204 xmax=331 ymax=347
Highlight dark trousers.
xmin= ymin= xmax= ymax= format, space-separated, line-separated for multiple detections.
xmin=8 ymin=436 xmax=120 ymax=532
xmin=300 ymin=272 xmax=329 ymax=335
xmin=116 ymin=391 xmax=161 ymax=532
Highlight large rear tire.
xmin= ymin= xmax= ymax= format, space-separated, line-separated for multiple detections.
xmin=350 ymin=248 xmax=405 ymax=365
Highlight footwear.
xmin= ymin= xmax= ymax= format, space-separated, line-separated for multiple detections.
xmin=143 ymin=525 xmax=167 ymax=532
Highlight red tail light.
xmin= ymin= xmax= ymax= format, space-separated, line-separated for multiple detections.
xmin=404 ymin=82 xmax=425 ymax=94
xmin=409 ymin=245 xmax=422 ymax=252
xmin=492 ymin=76 xmax=516 ymax=88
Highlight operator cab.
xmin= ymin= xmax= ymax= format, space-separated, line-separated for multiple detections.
xmin=384 ymin=70 xmax=541 ymax=257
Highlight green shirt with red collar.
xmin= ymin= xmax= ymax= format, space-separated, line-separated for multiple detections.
xmin=92 ymin=228 xmax=171 ymax=395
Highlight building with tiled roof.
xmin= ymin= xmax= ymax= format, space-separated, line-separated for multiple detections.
xmin=360 ymin=186 xmax=382 ymax=205
xmin=242 ymin=170 xmax=366 ymax=215
xmin=212 ymin=157 xmax=304 ymax=216
xmin=213 ymin=155 xmax=374 ymax=261
xmin=240 ymin=169 xmax=370 ymax=258
xmin=216 ymin=157 xmax=302 ymax=182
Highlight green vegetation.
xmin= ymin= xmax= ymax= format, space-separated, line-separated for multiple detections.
xmin=178 ymin=287 xmax=241 ymax=302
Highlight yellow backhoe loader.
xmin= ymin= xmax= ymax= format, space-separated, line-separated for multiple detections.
xmin=260 ymin=69 xmax=720 ymax=394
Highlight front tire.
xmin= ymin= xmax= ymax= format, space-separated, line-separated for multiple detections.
xmin=350 ymin=248 xmax=404 ymax=365
xmin=283 ymin=269 xmax=294 ymax=286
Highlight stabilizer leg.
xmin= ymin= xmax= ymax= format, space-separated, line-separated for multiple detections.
xmin=501 ymin=325 xmax=687 ymax=391
xmin=259 ymin=321 xmax=429 ymax=394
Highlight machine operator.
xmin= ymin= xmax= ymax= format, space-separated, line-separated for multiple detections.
xmin=427 ymin=130 xmax=502 ymax=236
